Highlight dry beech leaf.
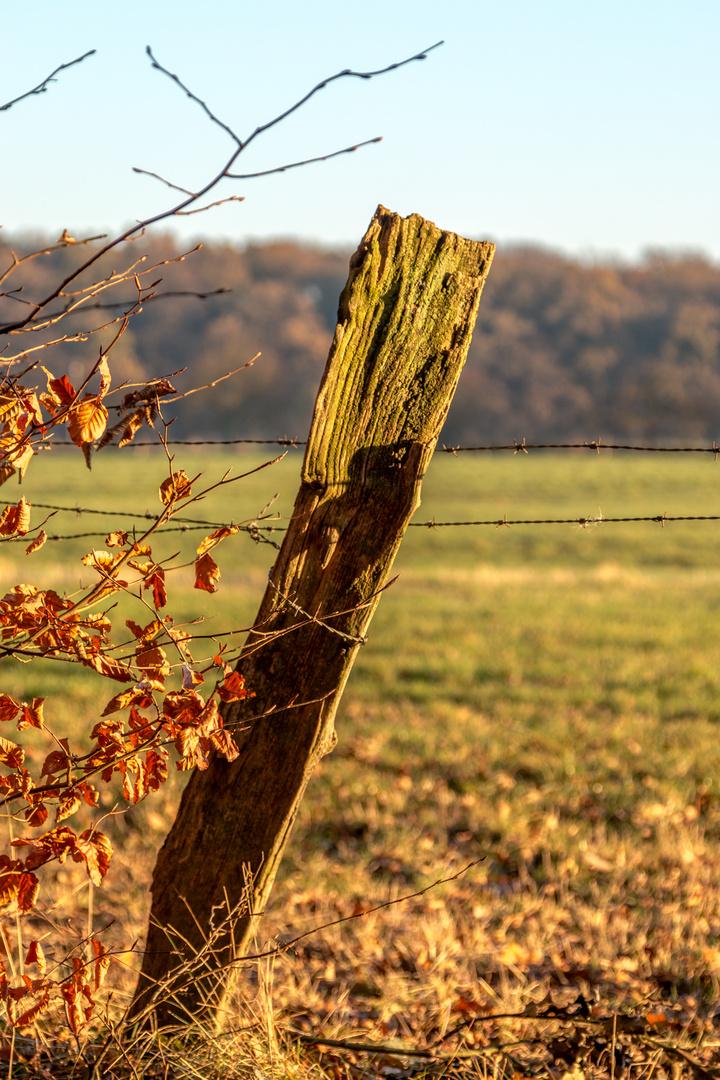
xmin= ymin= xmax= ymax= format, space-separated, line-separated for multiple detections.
xmin=97 ymin=356 xmax=111 ymax=400
xmin=182 ymin=664 xmax=204 ymax=688
xmin=196 ymin=525 xmax=239 ymax=556
xmin=0 ymin=694 xmax=20 ymax=723
xmin=67 ymin=397 xmax=108 ymax=446
xmin=25 ymin=530 xmax=47 ymax=555
xmin=194 ymin=553 xmax=220 ymax=593
xmin=18 ymin=699 xmax=44 ymax=730
xmin=0 ymin=497 xmax=31 ymax=537
xmin=105 ymin=530 xmax=128 ymax=548
xmin=159 ymin=469 xmax=192 ymax=506
xmin=25 ymin=940 xmax=47 ymax=975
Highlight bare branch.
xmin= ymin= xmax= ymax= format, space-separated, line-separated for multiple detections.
xmin=0 ymin=41 xmax=443 ymax=338
xmin=174 ymin=195 xmax=244 ymax=216
xmin=237 ymin=41 xmax=444 ymax=155
xmin=145 ymin=45 xmax=243 ymax=147
xmin=131 ymin=168 xmax=197 ymax=196
xmin=225 ymin=136 xmax=383 ymax=179
xmin=0 ymin=49 xmax=96 ymax=113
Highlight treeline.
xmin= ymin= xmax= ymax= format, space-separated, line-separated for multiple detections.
xmin=3 ymin=232 xmax=720 ymax=444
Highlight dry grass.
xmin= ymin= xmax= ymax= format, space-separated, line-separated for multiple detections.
xmin=3 ymin=453 xmax=720 ymax=1076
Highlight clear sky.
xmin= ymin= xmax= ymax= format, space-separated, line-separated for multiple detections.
xmin=2 ymin=0 xmax=719 ymax=261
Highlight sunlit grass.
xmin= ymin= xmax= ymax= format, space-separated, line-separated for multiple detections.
xmin=4 ymin=449 xmax=720 ymax=1074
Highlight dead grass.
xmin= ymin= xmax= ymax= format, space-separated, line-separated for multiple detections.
xmin=3 ymin=453 xmax=720 ymax=1076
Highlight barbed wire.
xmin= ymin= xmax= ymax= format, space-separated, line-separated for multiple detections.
xmin=46 ymin=436 xmax=720 ymax=455
xmin=3 ymin=524 xmax=285 ymax=542
xmin=441 ymin=438 xmax=720 ymax=456
xmin=49 ymin=436 xmax=307 ymax=448
xmin=6 ymin=510 xmax=720 ymax=547
xmin=409 ymin=512 xmax=720 ymax=529
xmin=0 ymin=500 xmax=237 ymax=528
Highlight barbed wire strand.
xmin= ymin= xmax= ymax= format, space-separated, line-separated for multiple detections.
xmin=7 ymin=512 xmax=720 ymax=545
xmin=408 ymin=512 xmax=719 ymax=529
xmin=44 ymin=436 xmax=720 ymax=455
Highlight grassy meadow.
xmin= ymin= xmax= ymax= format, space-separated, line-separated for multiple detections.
xmin=4 ymin=446 xmax=720 ymax=1077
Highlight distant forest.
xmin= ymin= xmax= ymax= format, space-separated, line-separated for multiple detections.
xmin=3 ymin=232 xmax=720 ymax=444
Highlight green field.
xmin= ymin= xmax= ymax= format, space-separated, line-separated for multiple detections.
xmin=4 ymin=448 xmax=720 ymax=1075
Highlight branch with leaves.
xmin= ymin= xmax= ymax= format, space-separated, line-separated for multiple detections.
xmin=0 ymin=38 xmax=441 ymax=1038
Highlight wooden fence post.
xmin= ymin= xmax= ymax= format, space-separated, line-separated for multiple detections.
xmin=130 ymin=205 xmax=494 ymax=1027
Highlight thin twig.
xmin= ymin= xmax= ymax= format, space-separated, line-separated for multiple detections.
xmin=0 ymin=50 xmax=96 ymax=112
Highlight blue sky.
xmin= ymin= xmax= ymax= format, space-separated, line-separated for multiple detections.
xmin=2 ymin=0 xmax=719 ymax=261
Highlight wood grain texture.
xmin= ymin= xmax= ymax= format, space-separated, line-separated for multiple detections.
xmin=131 ymin=206 xmax=494 ymax=1026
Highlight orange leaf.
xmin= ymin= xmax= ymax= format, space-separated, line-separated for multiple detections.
xmin=24 ymin=803 xmax=48 ymax=828
xmin=17 ymin=698 xmax=44 ymax=730
xmin=194 ymin=553 xmax=220 ymax=593
xmin=61 ymin=982 xmax=85 ymax=1036
xmin=216 ymin=670 xmax=249 ymax=704
xmin=75 ymin=829 xmax=113 ymax=885
xmin=0 ymin=497 xmax=30 ymax=537
xmin=91 ymin=939 xmax=111 ymax=990
xmin=25 ymin=940 xmax=47 ymax=975
xmin=105 ymin=530 xmax=128 ymax=548
xmin=145 ymin=568 xmax=167 ymax=609
xmin=82 ymin=549 xmax=122 ymax=572
xmin=196 ymin=525 xmax=239 ymax=556
xmin=159 ymin=469 xmax=192 ymax=506
xmin=25 ymin=530 xmax=47 ymax=555
xmin=56 ymin=790 xmax=82 ymax=824
xmin=9 ymin=444 xmax=34 ymax=480
xmin=67 ymin=397 xmax=108 ymax=446
xmin=17 ymin=872 xmax=40 ymax=913
xmin=0 ymin=694 xmax=20 ymax=723
xmin=14 ymin=988 xmax=51 ymax=1028
xmin=0 ymin=736 xmax=24 ymax=768
xmin=96 ymin=356 xmax=111 ymax=401
xmin=83 ymin=653 xmax=134 ymax=683
xmin=44 ymin=371 xmax=76 ymax=406
xmin=101 ymin=688 xmax=145 ymax=716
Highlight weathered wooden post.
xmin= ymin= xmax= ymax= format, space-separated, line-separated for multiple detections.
xmin=130 ymin=206 xmax=494 ymax=1026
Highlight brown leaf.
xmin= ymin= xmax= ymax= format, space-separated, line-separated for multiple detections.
xmin=159 ymin=469 xmax=192 ymax=506
xmin=117 ymin=408 xmax=145 ymax=447
xmin=67 ymin=397 xmax=108 ymax=446
xmin=0 ymin=497 xmax=31 ymax=537
xmin=75 ymin=829 xmax=113 ymax=885
xmin=17 ymin=872 xmax=40 ymax=912
xmin=194 ymin=553 xmax=220 ymax=593
xmin=91 ymin=939 xmax=111 ymax=990
xmin=101 ymin=688 xmax=145 ymax=716
xmin=0 ymin=694 xmax=20 ymax=723
xmin=17 ymin=698 xmax=44 ymax=730
xmin=105 ymin=530 xmax=128 ymax=548
xmin=24 ymin=803 xmax=48 ymax=828
xmin=83 ymin=653 xmax=134 ymax=683
xmin=25 ymin=940 xmax=47 ymax=975
xmin=25 ymin=530 xmax=47 ymax=555
xmin=44 ymin=370 xmax=76 ymax=406
xmin=56 ymin=790 xmax=82 ymax=824
xmin=0 ymin=736 xmax=24 ymax=768
xmin=182 ymin=664 xmax=204 ymax=689
xmin=145 ymin=567 xmax=167 ymax=609
xmin=196 ymin=525 xmax=239 ymax=556
xmin=96 ymin=356 xmax=111 ymax=400
xmin=216 ymin=670 xmax=249 ymax=703
xmin=14 ymin=988 xmax=51 ymax=1029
